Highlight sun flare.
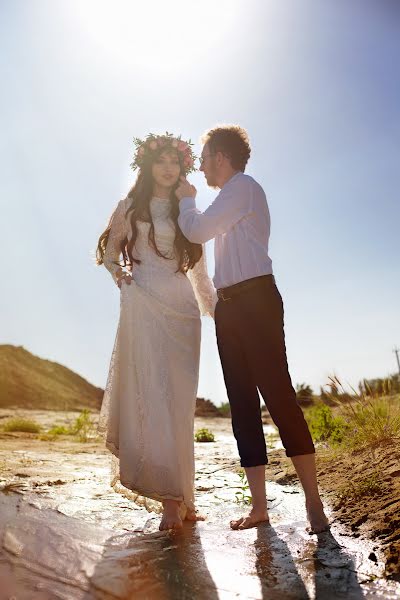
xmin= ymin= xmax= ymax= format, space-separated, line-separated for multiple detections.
xmin=68 ymin=0 xmax=240 ymax=70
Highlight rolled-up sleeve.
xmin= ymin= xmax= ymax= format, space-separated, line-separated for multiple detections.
xmin=178 ymin=176 xmax=252 ymax=243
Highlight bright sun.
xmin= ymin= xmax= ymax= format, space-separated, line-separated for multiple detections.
xmin=68 ymin=0 xmax=240 ymax=70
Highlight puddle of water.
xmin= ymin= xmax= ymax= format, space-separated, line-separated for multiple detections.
xmin=1 ymin=413 xmax=399 ymax=599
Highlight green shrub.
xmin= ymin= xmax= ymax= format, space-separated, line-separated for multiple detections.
xmin=194 ymin=428 xmax=215 ymax=442
xmin=219 ymin=402 xmax=231 ymax=417
xmin=3 ymin=418 xmax=41 ymax=433
xmin=305 ymin=403 xmax=348 ymax=445
xmin=70 ymin=409 xmax=95 ymax=442
xmin=48 ymin=425 xmax=71 ymax=436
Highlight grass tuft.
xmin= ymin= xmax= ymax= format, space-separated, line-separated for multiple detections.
xmin=2 ymin=418 xmax=41 ymax=433
xmin=327 ymin=376 xmax=400 ymax=450
xmin=69 ymin=409 xmax=96 ymax=442
xmin=38 ymin=410 xmax=98 ymax=442
xmin=337 ymin=471 xmax=386 ymax=503
xmin=48 ymin=425 xmax=71 ymax=436
xmin=306 ymin=376 xmax=400 ymax=451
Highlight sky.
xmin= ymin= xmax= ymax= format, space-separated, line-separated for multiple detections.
xmin=1 ymin=0 xmax=399 ymax=405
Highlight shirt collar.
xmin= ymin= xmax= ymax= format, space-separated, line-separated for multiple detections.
xmin=222 ymin=171 xmax=242 ymax=189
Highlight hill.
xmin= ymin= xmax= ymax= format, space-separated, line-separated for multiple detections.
xmin=0 ymin=345 xmax=103 ymax=411
xmin=194 ymin=397 xmax=223 ymax=417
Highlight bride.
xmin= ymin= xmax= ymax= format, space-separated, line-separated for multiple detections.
xmin=96 ymin=133 xmax=216 ymax=530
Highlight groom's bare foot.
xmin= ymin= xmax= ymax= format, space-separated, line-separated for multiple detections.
xmin=230 ymin=508 xmax=270 ymax=530
xmin=306 ymin=500 xmax=330 ymax=534
xmin=159 ymin=500 xmax=183 ymax=531
xmin=185 ymin=508 xmax=206 ymax=522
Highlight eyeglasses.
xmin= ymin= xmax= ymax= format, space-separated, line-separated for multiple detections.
xmin=199 ymin=153 xmax=216 ymax=165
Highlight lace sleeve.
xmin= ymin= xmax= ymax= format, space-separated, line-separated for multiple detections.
xmin=103 ymin=199 xmax=129 ymax=285
xmin=187 ymin=246 xmax=217 ymax=318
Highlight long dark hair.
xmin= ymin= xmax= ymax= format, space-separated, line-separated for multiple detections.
xmin=96 ymin=148 xmax=202 ymax=273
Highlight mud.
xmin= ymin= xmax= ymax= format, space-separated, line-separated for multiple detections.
xmin=0 ymin=411 xmax=399 ymax=599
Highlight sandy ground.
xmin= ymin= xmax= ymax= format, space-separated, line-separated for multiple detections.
xmin=0 ymin=410 xmax=399 ymax=599
xmin=263 ymin=444 xmax=400 ymax=580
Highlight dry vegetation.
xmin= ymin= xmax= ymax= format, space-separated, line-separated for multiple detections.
xmin=1 ymin=409 xmax=98 ymax=443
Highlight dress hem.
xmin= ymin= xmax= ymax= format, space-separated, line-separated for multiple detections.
xmin=105 ymin=440 xmax=191 ymax=510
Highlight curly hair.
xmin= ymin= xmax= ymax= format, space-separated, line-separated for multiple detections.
xmin=201 ymin=124 xmax=251 ymax=172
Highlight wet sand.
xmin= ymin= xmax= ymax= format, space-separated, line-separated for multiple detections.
xmin=0 ymin=410 xmax=399 ymax=599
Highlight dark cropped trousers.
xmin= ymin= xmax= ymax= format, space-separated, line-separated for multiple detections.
xmin=215 ymin=276 xmax=315 ymax=468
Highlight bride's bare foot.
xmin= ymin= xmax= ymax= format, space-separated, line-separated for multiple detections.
xmin=306 ymin=499 xmax=330 ymax=534
xmin=159 ymin=500 xmax=183 ymax=531
xmin=185 ymin=509 xmax=206 ymax=522
xmin=230 ymin=508 xmax=270 ymax=530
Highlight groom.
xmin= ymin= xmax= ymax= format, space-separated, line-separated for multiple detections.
xmin=176 ymin=125 xmax=329 ymax=532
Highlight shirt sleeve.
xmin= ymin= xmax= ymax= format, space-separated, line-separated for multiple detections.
xmin=186 ymin=246 xmax=217 ymax=317
xmin=103 ymin=199 xmax=129 ymax=285
xmin=178 ymin=176 xmax=253 ymax=243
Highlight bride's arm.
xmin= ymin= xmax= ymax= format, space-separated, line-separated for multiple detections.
xmin=103 ymin=198 xmax=129 ymax=285
xmin=187 ymin=246 xmax=217 ymax=318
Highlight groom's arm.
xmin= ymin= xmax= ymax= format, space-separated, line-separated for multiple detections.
xmin=177 ymin=178 xmax=252 ymax=244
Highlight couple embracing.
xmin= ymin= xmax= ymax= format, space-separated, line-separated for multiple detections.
xmin=96 ymin=125 xmax=329 ymax=534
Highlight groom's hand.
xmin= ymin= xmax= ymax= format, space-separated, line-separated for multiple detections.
xmin=176 ymin=176 xmax=196 ymax=200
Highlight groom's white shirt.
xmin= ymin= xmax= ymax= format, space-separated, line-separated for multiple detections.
xmin=178 ymin=172 xmax=273 ymax=289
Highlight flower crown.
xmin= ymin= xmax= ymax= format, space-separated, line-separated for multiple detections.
xmin=130 ymin=132 xmax=197 ymax=175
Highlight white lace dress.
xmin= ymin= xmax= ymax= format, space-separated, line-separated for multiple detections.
xmin=98 ymin=196 xmax=217 ymax=517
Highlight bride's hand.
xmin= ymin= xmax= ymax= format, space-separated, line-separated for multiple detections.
xmin=116 ymin=270 xmax=133 ymax=288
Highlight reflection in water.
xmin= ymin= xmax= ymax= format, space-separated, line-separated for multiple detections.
xmin=255 ymin=524 xmax=309 ymax=600
xmin=313 ymin=530 xmax=365 ymax=599
xmin=0 ymin=413 xmax=394 ymax=600
xmin=254 ymin=526 xmax=367 ymax=599
xmin=158 ymin=525 xmax=219 ymax=600
xmin=90 ymin=522 xmax=219 ymax=600
xmin=0 ymin=488 xmax=393 ymax=599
